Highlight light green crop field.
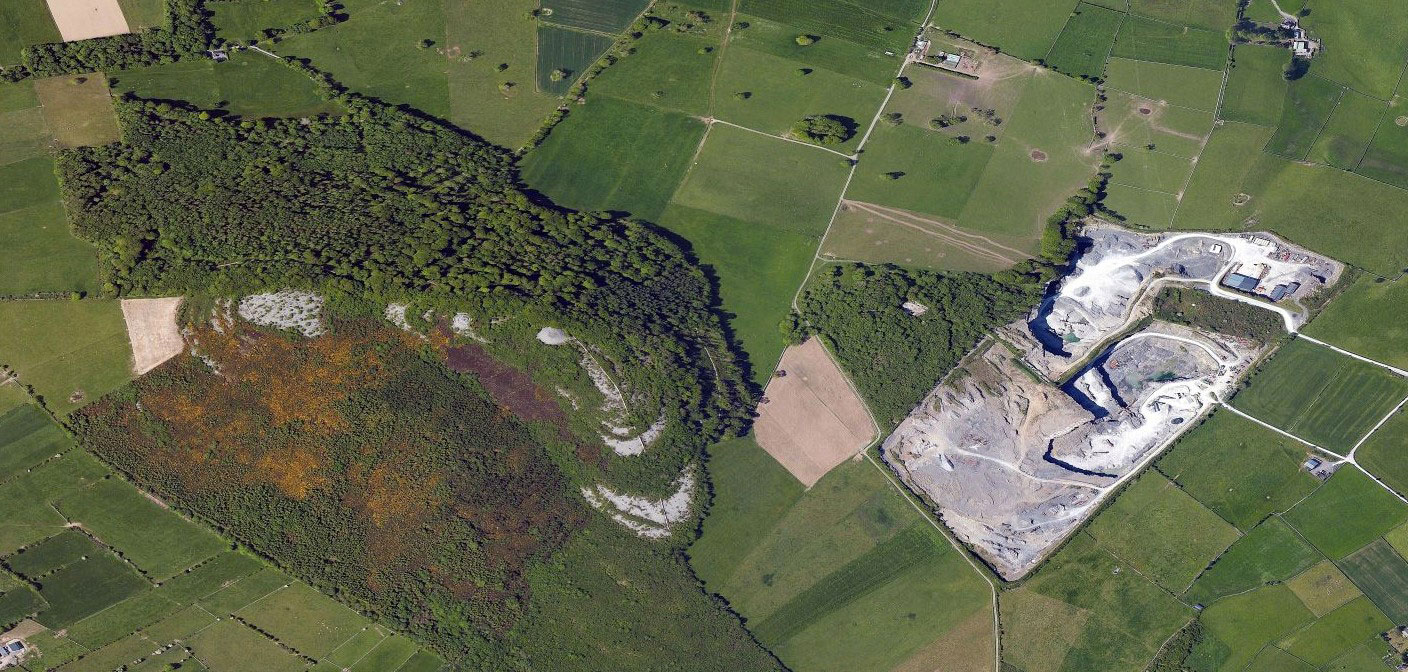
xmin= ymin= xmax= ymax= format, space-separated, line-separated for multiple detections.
xmin=844 ymin=122 xmax=996 ymax=221
xmin=210 ymin=0 xmax=318 ymax=41
xmin=237 ymin=583 xmax=369 ymax=659
xmin=1085 ymin=471 xmax=1241 ymax=593
xmin=116 ymin=0 xmax=166 ymax=31
xmin=1004 ymin=533 xmax=1191 ymax=671
xmin=1102 ymin=57 xmax=1223 ymax=111
xmin=1156 ymin=410 xmax=1322 ymax=530
xmin=1104 ymin=182 xmax=1177 ymax=227
xmin=521 ymin=96 xmax=707 ymax=222
xmin=1301 ymin=0 xmax=1408 ymax=100
xmin=190 ymin=618 xmax=308 ymax=672
xmin=1284 ymin=468 xmax=1408 ymax=560
xmin=1242 ymin=0 xmax=1282 ymax=23
xmin=1128 ymin=0 xmax=1238 ymax=32
xmin=540 ymin=0 xmax=648 ymax=33
xmin=656 ymin=205 xmax=816 ymax=384
xmin=0 ymin=201 xmax=99 ymax=296
xmin=0 ymin=382 xmax=29 ymax=415
xmin=711 ymin=45 xmax=888 ymax=152
xmin=1265 ymin=75 xmax=1344 ymax=160
xmin=444 ymin=0 xmax=560 ymax=148
xmin=1231 ymin=337 xmax=1408 ymax=451
xmin=588 ymin=27 xmax=721 ymax=116
xmin=740 ymin=0 xmax=927 ymax=54
xmin=0 ymin=300 xmax=132 ymax=416
xmin=1356 ymin=409 xmax=1408 ymax=497
xmin=931 ymin=0 xmax=1080 ymax=61
xmin=690 ymin=440 xmax=994 ymax=672
xmin=1043 ymin=2 xmax=1124 ymax=79
xmin=1277 ymin=596 xmax=1393 ymax=666
xmin=727 ymin=12 xmax=899 ymax=85
xmin=1357 ymin=100 xmax=1408 ymax=190
xmin=670 ymin=122 xmax=851 ymax=235
xmin=0 ymin=402 xmax=70 ymax=480
xmin=113 ymin=50 xmax=345 ymax=120
xmin=1182 ymin=517 xmax=1322 ymax=606
xmin=0 ymin=0 xmax=59 ymax=65
xmin=1201 ymin=584 xmax=1316 ymax=672
xmin=0 ymin=450 xmax=107 ymax=556
xmin=1308 ymin=89 xmax=1387 ymax=169
xmin=1109 ymin=15 xmax=1229 ymax=70
xmin=1288 ymin=560 xmax=1362 ymax=617
xmin=56 ymin=478 xmax=226 ymax=580
xmin=32 ymin=74 xmax=121 ymax=148
xmin=1337 ymin=538 xmax=1408 ymax=624
xmin=0 ymin=156 xmax=59 ymax=212
xmin=536 ymin=26 xmax=614 ymax=96
xmin=1219 ymin=45 xmax=1288 ymax=127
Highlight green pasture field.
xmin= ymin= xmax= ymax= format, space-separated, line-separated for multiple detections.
xmin=931 ymin=0 xmax=1079 ymax=61
xmin=540 ymin=0 xmax=647 ymax=33
xmin=1231 ymin=337 xmax=1408 ymax=451
xmin=1106 ymin=146 xmax=1193 ymax=193
xmin=655 ymin=206 xmax=815 ymax=384
xmin=999 ymin=588 xmax=1094 ymax=672
xmin=1128 ymin=0 xmax=1238 ymax=31
xmin=395 ymin=649 xmax=449 ymax=672
xmin=1325 ymin=640 xmax=1398 ymax=672
xmin=8 ymin=529 xmax=96 ymax=578
xmin=35 ymin=552 xmax=147 ymax=628
xmin=1102 ymin=57 xmax=1223 ymax=111
xmin=0 ymin=450 xmax=106 ymax=555
xmin=116 ymin=0 xmax=167 ymax=31
xmin=670 ymin=122 xmax=851 ymax=235
xmin=12 ymin=630 xmax=86 ymax=670
xmin=1244 ymin=646 xmax=1316 ymax=672
xmin=690 ymin=442 xmax=994 ymax=672
xmin=198 ymin=567 xmax=293 ymax=615
xmin=1278 ymin=596 xmax=1392 ymax=666
xmin=0 ymin=300 xmax=132 ymax=416
xmin=189 ymin=618 xmax=307 ymax=672
xmin=210 ymin=0 xmax=319 ymax=41
xmin=0 ymin=201 xmax=99 ymax=296
xmin=520 ymin=97 xmax=706 ymax=221
xmin=63 ymin=589 xmax=180 ymax=649
xmin=322 ymin=625 xmax=388 ymax=668
xmin=1306 ymin=90 xmax=1385 ymax=169
xmin=1357 ymin=102 xmax=1408 ymax=190
xmin=1102 ymin=92 xmax=1217 ymax=158
xmin=956 ymin=72 xmax=1099 ymax=239
xmin=1201 ymin=584 xmax=1316 ymax=672
xmin=844 ymin=122 xmax=996 ymax=220
xmin=536 ymin=26 xmax=614 ymax=96
xmin=1109 ymin=16 xmax=1229 ymax=70
xmin=1266 ymin=75 xmax=1344 ymax=160
xmin=278 ymin=0 xmax=451 ymax=118
xmin=1084 ymin=471 xmax=1241 ymax=593
xmin=0 ymin=583 xmax=43 ymax=627
xmin=157 ymin=551 xmax=264 ymax=604
xmin=1156 ymin=410 xmax=1321 ymax=530
xmin=883 ymin=50 xmax=1031 ymax=145
xmin=444 ymin=0 xmax=560 ymax=148
xmin=1012 ymin=533 xmax=1191 ymax=671
xmin=113 ymin=50 xmax=345 ymax=120
xmin=0 ymin=0 xmax=59 ymax=65
xmin=739 ymin=0 xmax=926 ymax=54
xmin=1301 ymin=0 xmax=1408 ymax=100
xmin=1242 ymin=0 xmax=1282 ymax=23
xmin=0 ymin=107 xmax=50 ymax=165
xmin=346 ymin=634 xmax=419 ymax=671
xmin=0 ymin=404 xmax=72 ymax=476
xmin=820 ymin=199 xmax=1035 ymax=273
xmin=56 ymin=478 xmax=226 ymax=580
xmin=32 ymin=74 xmax=120 ymax=148
xmin=1182 ymin=517 xmax=1321 ymax=606
xmin=727 ymin=12 xmax=898 ymax=85
xmin=0 ymin=383 xmax=28 ymax=415
xmin=1043 ymin=2 xmax=1124 ymax=79
xmin=588 ymin=28 xmax=721 ymax=116
xmin=1103 ymin=182 xmax=1177 ymax=227
xmin=1219 ymin=45 xmax=1287 ymax=127
xmin=0 ymin=156 xmax=59 ymax=211
xmin=237 ymin=583 xmax=368 ymax=659
xmin=1386 ymin=523 xmax=1408 ymax=562
xmin=1284 ymin=468 xmax=1408 ymax=560
xmin=1338 ymin=538 xmax=1408 ymax=623
xmin=711 ymin=46 xmax=888 ymax=152
xmin=1288 ymin=560 xmax=1362 ymax=617
xmin=1356 ymin=409 xmax=1408 ymax=496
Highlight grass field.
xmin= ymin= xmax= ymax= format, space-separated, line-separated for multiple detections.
xmin=1265 ymin=75 xmax=1344 ymax=160
xmin=931 ymin=0 xmax=1081 ymax=61
xmin=112 ymin=52 xmax=345 ymax=119
xmin=1201 ymin=584 xmax=1316 ymax=672
xmin=190 ymin=618 xmax=307 ymax=672
xmin=1338 ymin=538 xmax=1408 ymax=624
xmin=1307 ymin=90 xmax=1385 ymax=169
xmin=0 ymin=0 xmax=59 ymax=65
xmin=1356 ymin=100 xmax=1408 ymax=190
xmin=0 ymin=201 xmax=100 ymax=296
xmin=1109 ymin=15 xmax=1229 ymax=70
xmin=32 ymin=74 xmax=121 ymax=148
xmin=1105 ymin=144 xmax=1196 ymax=193
xmin=1245 ymin=646 xmax=1317 ymax=672
xmin=35 ymin=552 xmax=147 ymax=628
xmin=0 ymin=404 xmax=71 ymax=476
xmin=210 ymin=0 xmax=319 ymax=41
xmin=1156 ymin=410 xmax=1322 ymax=530
xmin=56 ymin=478 xmax=226 ymax=580
xmin=843 ymin=122 xmax=996 ymax=221
xmin=0 ymin=300 xmax=132 ymax=416
xmin=237 ymin=583 xmax=368 ymax=659
xmin=444 ymin=0 xmax=561 ymax=148
xmin=740 ymin=0 xmax=927 ymax=54
xmin=1220 ymin=45 xmax=1289 ymax=128
xmin=1356 ymin=409 xmax=1408 ymax=497
xmin=1103 ymin=57 xmax=1223 ymax=111
xmin=540 ymin=0 xmax=648 ymax=33
xmin=116 ymin=0 xmax=166 ymax=31
xmin=536 ymin=26 xmax=614 ymax=96
xmin=1277 ymin=596 xmax=1393 ymax=666
xmin=690 ymin=440 xmax=995 ymax=671
xmin=1325 ymin=640 xmax=1397 ymax=672
xmin=1128 ymin=0 xmax=1238 ymax=32
xmin=588 ymin=26 xmax=722 ymax=116
xmin=1300 ymin=0 xmax=1408 ymax=100
xmin=819 ymin=200 xmax=1034 ymax=273
xmin=1288 ymin=560 xmax=1362 ymax=617
xmin=726 ymin=12 xmax=899 ymax=85
xmin=1284 ymin=468 xmax=1408 ymax=560
xmin=9 ymin=529 xmax=95 ymax=578
xmin=520 ymin=97 xmax=706 ymax=221
xmin=1231 ymin=337 xmax=1408 ymax=451
xmin=1182 ymin=517 xmax=1321 ymax=606
xmin=1085 ymin=471 xmax=1241 ymax=593
xmin=0 ymin=450 xmax=106 ymax=555
xmin=1043 ymin=2 xmax=1124 ymax=79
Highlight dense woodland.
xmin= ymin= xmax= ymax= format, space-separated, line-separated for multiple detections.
xmin=17 ymin=0 xmax=211 ymax=78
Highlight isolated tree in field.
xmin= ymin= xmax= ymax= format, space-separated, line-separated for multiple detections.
xmin=418 ymin=38 xmax=434 ymax=49
xmin=549 ymin=68 xmax=570 ymax=82
xmin=882 ymin=112 xmax=903 ymax=126
xmin=795 ymin=34 xmax=817 ymax=45
xmin=734 ymin=91 xmax=751 ymax=100
xmin=894 ymin=76 xmax=912 ymax=89
xmin=791 ymin=114 xmax=855 ymax=145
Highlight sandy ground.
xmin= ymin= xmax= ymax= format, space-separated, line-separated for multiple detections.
xmin=754 ymin=338 xmax=876 ymax=488
xmin=45 ymin=0 xmax=130 ymax=41
xmin=121 ymin=297 xmax=183 ymax=375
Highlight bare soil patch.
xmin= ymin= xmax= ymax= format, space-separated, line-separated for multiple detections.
xmin=754 ymin=338 xmax=875 ymax=488
xmin=1029 ymin=149 xmax=1048 ymax=162
xmin=121 ymin=297 xmax=183 ymax=375
xmin=44 ymin=0 xmax=130 ymax=42
xmin=1396 ymin=116 xmax=1408 ymax=127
